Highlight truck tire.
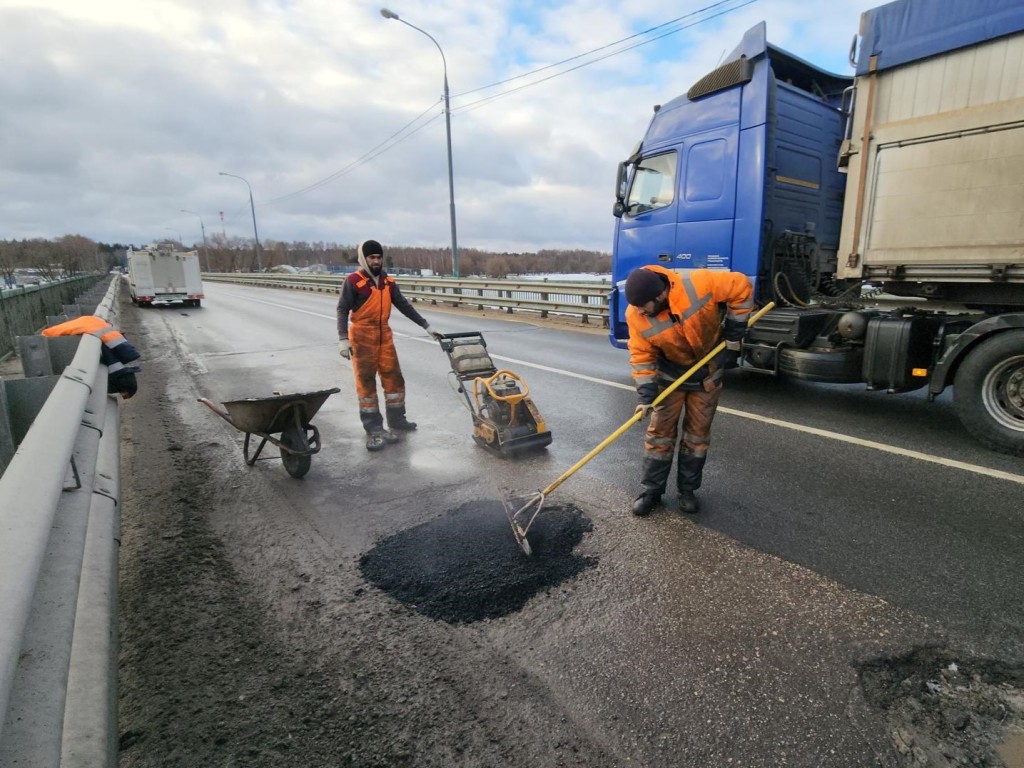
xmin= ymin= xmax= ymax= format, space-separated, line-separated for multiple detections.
xmin=953 ymin=330 xmax=1024 ymax=456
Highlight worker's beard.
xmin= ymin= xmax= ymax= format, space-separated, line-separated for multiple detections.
xmin=648 ymin=297 xmax=669 ymax=316
xmin=368 ymin=263 xmax=382 ymax=276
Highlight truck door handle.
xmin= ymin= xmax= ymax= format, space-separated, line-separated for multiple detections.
xmin=657 ymin=253 xmax=672 ymax=263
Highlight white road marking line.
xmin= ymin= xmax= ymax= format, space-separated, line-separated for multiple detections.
xmin=236 ymin=293 xmax=1024 ymax=485
xmin=714 ymin=407 xmax=1024 ymax=485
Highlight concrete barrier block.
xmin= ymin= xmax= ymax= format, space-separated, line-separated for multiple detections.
xmin=2 ymin=376 xmax=60 ymax=445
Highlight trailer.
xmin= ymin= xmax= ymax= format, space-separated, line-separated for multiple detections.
xmin=128 ymin=242 xmax=204 ymax=308
xmin=610 ymin=0 xmax=1024 ymax=455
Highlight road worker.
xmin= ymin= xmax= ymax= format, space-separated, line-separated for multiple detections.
xmin=624 ymin=265 xmax=753 ymax=515
xmin=41 ymin=314 xmax=141 ymax=398
xmin=337 ymin=239 xmax=442 ymax=451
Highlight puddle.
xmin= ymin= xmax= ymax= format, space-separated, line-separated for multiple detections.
xmin=359 ymin=500 xmax=595 ymax=624
xmin=1000 ymin=728 xmax=1024 ymax=768
xmin=858 ymin=646 xmax=1024 ymax=766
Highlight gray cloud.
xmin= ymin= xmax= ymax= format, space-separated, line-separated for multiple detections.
xmin=0 ymin=0 xmax=878 ymax=251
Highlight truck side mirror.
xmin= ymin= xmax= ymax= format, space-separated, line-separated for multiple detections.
xmin=612 ymin=201 xmax=626 ymax=219
xmin=615 ymin=161 xmax=628 ymax=203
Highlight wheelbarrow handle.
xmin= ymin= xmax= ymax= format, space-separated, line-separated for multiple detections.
xmin=197 ymin=397 xmax=233 ymax=425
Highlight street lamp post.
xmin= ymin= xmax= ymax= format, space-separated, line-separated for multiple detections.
xmin=180 ymin=209 xmax=210 ymax=272
xmin=218 ymin=172 xmax=263 ymax=272
xmin=380 ymin=8 xmax=459 ymax=277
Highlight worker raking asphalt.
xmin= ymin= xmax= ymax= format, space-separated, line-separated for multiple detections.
xmin=359 ymin=501 xmax=595 ymax=624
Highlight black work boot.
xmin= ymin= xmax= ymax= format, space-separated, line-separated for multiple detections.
xmin=676 ymin=451 xmax=706 ymax=514
xmin=386 ymin=406 xmax=417 ymax=431
xmin=677 ymin=490 xmax=699 ymax=514
xmin=631 ymin=491 xmax=661 ymax=517
xmin=631 ymin=457 xmax=672 ymax=517
xmin=366 ymin=428 xmax=399 ymax=451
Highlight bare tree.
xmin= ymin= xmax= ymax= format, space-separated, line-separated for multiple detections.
xmin=0 ymin=240 xmax=23 ymax=287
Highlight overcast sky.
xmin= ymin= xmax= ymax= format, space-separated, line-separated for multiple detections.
xmin=1 ymin=0 xmax=880 ymax=253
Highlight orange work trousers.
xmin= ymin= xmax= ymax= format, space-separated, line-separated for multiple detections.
xmin=643 ymin=380 xmax=722 ymax=492
xmin=350 ymin=326 xmax=405 ymax=432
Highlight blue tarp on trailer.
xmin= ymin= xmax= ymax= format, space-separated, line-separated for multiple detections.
xmin=858 ymin=0 xmax=1024 ymax=75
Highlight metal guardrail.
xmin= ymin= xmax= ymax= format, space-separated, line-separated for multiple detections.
xmin=203 ymin=272 xmax=613 ymax=325
xmin=0 ymin=277 xmax=121 ymax=767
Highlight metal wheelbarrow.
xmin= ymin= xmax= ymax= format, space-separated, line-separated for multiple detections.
xmin=198 ymin=388 xmax=340 ymax=478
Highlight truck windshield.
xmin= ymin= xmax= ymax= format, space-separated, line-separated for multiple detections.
xmin=626 ymin=152 xmax=677 ymax=215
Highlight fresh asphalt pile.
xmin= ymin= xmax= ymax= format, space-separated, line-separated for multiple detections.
xmin=359 ymin=501 xmax=595 ymax=624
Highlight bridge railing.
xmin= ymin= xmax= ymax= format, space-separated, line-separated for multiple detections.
xmin=0 ymin=277 xmax=122 ymax=767
xmin=203 ymin=272 xmax=613 ymax=326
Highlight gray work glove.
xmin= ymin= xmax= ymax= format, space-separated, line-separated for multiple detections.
xmin=338 ymin=339 xmax=352 ymax=359
xmin=424 ymin=325 xmax=444 ymax=341
xmin=634 ymin=403 xmax=654 ymax=420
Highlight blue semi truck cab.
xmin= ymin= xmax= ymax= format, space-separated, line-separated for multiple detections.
xmin=610 ymin=0 xmax=1024 ymax=455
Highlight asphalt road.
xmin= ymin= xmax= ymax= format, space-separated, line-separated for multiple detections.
xmin=123 ymin=280 xmax=1024 ymax=766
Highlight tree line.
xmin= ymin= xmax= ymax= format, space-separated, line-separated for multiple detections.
xmin=1 ymin=234 xmax=611 ymax=281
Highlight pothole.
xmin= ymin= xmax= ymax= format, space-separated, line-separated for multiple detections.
xmin=359 ymin=500 xmax=595 ymax=624
xmin=857 ymin=646 xmax=1024 ymax=767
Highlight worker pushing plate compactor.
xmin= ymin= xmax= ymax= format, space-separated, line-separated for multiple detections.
xmin=438 ymin=332 xmax=552 ymax=456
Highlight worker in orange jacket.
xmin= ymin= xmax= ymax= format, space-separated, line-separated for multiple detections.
xmin=624 ymin=265 xmax=753 ymax=515
xmin=41 ymin=315 xmax=141 ymax=398
xmin=337 ymin=239 xmax=442 ymax=451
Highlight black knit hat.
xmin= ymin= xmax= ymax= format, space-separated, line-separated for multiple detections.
xmin=625 ymin=268 xmax=666 ymax=306
xmin=359 ymin=239 xmax=384 ymax=258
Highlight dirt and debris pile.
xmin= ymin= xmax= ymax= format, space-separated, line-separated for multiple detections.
xmin=858 ymin=646 xmax=1024 ymax=767
xmin=359 ymin=500 xmax=595 ymax=624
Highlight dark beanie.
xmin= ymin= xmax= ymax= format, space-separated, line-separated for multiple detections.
xmin=625 ymin=268 xmax=666 ymax=306
xmin=359 ymin=239 xmax=384 ymax=258
xmin=109 ymin=370 xmax=138 ymax=399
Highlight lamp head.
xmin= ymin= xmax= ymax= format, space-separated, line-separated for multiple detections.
xmin=380 ymin=8 xmax=399 ymax=19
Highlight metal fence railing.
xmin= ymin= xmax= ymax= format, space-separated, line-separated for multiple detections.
xmin=203 ymin=273 xmax=613 ymax=326
xmin=0 ymin=277 xmax=121 ymax=767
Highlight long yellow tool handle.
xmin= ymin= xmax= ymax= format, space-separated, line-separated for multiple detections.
xmin=537 ymin=301 xmax=776 ymax=498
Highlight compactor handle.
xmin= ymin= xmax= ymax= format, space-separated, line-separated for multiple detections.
xmin=437 ymin=331 xmax=486 ymax=353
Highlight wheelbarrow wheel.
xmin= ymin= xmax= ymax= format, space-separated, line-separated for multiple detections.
xmin=280 ymin=424 xmax=312 ymax=479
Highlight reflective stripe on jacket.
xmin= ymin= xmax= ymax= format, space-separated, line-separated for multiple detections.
xmin=626 ymin=265 xmax=753 ymax=391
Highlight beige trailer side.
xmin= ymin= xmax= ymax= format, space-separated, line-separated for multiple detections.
xmin=837 ymin=30 xmax=1024 ymax=293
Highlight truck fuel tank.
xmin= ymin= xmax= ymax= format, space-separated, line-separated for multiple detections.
xmin=862 ymin=315 xmax=942 ymax=393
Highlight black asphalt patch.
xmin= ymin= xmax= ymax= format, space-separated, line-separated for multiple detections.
xmin=359 ymin=500 xmax=595 ymax=624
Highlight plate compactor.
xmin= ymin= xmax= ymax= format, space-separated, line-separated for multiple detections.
xmin=438 ymin=332 xmax=552 ymax=456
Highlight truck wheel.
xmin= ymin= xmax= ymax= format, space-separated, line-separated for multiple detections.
xmin=953 ymin=330 xmax=1024 ymax=456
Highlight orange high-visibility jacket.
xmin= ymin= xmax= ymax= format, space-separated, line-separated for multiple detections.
xmin=626 ymin=265 xmax=753 ymax=393
xmin=42 ymin=315 xmax=140 ymax=374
